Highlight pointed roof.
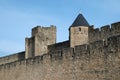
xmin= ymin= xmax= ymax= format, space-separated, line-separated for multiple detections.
xmin=70 ymin=13 xmax=90 ymax=27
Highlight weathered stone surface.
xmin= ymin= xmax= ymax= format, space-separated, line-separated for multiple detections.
xmin=0 ymin=14 xmax=120 ymax=80
xmin=70 ymin=26 xmax=89 ymax=47
xmin=0 ymin=51 xmax=25 ymax=65
xmin=89 ymin=22 xmax=120 ymax=43
xmin=25 ymin=25 xmax=56 ymax=58
xmin=0 ymin=36 xmax=120 ymax=80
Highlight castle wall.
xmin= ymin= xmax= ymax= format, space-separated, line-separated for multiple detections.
xmin=25 ymin=37 xmax=35 ymax=58
xmin=48 ymin=40 xmax=70 ymax=52
xmin=25 ymin=25 xmax=56 ymax=58
xmin=0 ymin=51 xmax=25 ymax=65
xmin=0 ymin=35 xmax=120 ymax=80
xmin=89 ymin=22 xmax=120 ymax=43
xmin=70 ymin=26 xmax=89 ymax=48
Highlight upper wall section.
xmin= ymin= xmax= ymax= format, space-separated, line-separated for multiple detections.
xmin=25 ymin=25 xmax=56 ymax=58
xmin=0 ymin=51 xmax=25 ymax=65
xmin=48 ymin=40 xmax=70 ymax=52
xmin=70 ymin=26 xmax=89 ymax=47
xmin=32 ymin=25 xmax=56 ymax=37
xmin=0 ymin=34 xmax=120 ymax=80
xmin=89 ymin=22 xmax=120 ymax=43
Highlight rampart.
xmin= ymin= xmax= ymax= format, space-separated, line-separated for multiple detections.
xmin=48 ymin=40 xmax=70 ymax=52
xmin=89 ymin=22 xmax=120 ymax=43
xmin=0 ymin=51 xmax=25 ymax=65
xmin=0 ymin=35 xmax=120 ymax=80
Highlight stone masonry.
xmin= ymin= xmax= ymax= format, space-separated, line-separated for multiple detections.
xmin=25 ymin=25 xmax=56 ymax=58
xmin=0 ymin=13 xmax=120 ymax=80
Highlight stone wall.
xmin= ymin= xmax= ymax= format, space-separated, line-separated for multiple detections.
xmin=0 ymin=35 xmax=120 ymax=80
xmin=25 ymin=37 xmax=35 ymax=58
xmin=48 ymin=40 xmax=70 ymax=52
xmin=70 ymin=26 xmax=89 ymax=48
xmin=25 ymin=25 xmax=56 ymax=58
xmin=89 ymin=22 xmax=120 ymax=43
xmin=0 ymin=51 xmax=25 ymax=65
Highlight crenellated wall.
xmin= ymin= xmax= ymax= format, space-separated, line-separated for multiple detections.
xmin=0 ymin=51 xmax=25 ymax=65
xmin=89 ymin=22 xmax=120 ymax=43
xmin=0 ymin=35 xmax=120 ymax=80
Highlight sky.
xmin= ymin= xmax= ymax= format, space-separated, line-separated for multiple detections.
xmin=0 ymin=0 xmax=120 ymax=57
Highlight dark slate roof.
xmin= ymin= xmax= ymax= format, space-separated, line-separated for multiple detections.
xmin=70 ymin=13 xmax=90 ymax=27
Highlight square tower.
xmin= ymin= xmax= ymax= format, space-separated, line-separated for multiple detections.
xmin=69 ymin=13 xmax=90 ymax=48
xmin=25 ymin=25 xmax=56 ymax=58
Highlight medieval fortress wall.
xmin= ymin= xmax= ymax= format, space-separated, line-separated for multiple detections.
xmin=0 ymin=14 xmax=120 ymax=80
xmin=0 ymin=51 xmax=25 ymax=65
xmin=0 ymin=35 xmax=120 ymax=80
xmin=89 ymin=22 xmax=120 ymax=43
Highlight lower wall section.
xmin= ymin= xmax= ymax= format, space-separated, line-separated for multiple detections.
xmin=0 ymin=47 xmax=120 ymax=80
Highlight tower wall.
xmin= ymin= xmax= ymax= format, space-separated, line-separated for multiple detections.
xmin=25 ymin=37 xmax=35 ymax=58
xmin=25 ymin=25 xmax=56 ymax=58
xmin=70 ymin=26 xmax=89 ymax=48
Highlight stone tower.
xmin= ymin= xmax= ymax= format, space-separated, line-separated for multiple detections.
xmin=69 ymin=13 xmax=90 ymax=48
xmin=25 ymin=25 xmax=56 ymax=58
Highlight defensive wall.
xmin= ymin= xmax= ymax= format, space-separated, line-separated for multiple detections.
xmin=48 ymin=40 xmax=70 ymax=52
xmin=0 ymin=35 xmax=120 ymax=80
xmin=0 ymin=51 xmax=25 ymax=65
xmin=89 ymin=22 xmax=120 ymax=43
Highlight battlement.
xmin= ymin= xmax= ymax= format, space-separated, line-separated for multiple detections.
xmin=89 ymin=22 xmax=120 ymax=43
xmin=32 ymin=25 xmax=56 ymax=37
xmin=1 ymin=34 xmax=120 ymax=66
xmin=0 ymin=51 xmax=25 ymax=65
xmin=0 ymin=47 xmax=74 ymax=69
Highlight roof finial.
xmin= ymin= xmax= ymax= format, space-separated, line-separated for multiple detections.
xmin=80 ymin=9 xmax=82 ymax=14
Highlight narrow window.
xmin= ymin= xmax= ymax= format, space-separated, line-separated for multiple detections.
xmin=79 ymin=28 xmax=81 ymax=31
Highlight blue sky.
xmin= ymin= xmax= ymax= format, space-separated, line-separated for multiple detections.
xmin=0 ymin=0 xmax=120 ymax=57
